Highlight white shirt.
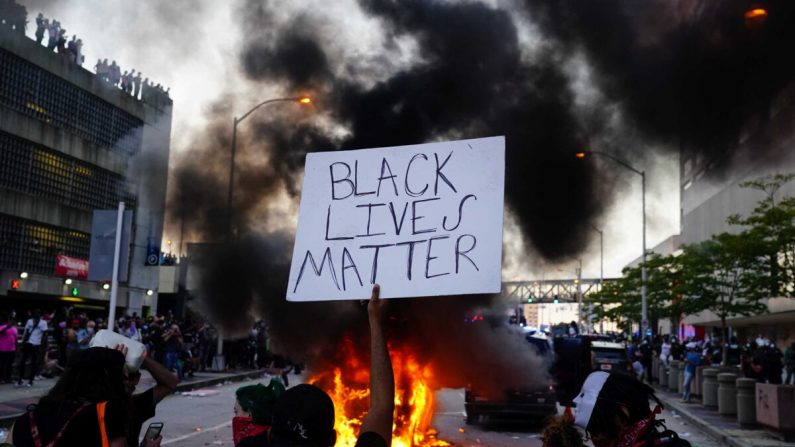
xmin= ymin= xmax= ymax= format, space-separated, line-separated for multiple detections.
xmin=24 ymin=319 xmax=48 ymax=346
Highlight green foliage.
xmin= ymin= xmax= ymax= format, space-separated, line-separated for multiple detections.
xmin=728 ymin=173 xmax=795 ymax=298
xmin=589 ymin=173 xmax=795 ymax=334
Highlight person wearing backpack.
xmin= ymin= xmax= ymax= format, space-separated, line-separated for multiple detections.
xmin=16 ymin=311 xmax=48 ymax=387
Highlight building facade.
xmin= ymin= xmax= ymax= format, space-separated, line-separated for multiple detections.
xmin=0 ymin=25 xmax=172 ymax=317
xmin=678 ymin=82 xmax=795 ymax=346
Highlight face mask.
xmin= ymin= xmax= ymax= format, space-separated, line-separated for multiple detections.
xmin=232 ymin=416 xmax=268 ymax=445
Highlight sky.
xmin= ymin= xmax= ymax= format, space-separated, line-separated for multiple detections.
xmin=19 ymin=0 xmax=682 ymax=281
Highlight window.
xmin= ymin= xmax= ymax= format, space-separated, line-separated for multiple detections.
xmin=0 ymin=49 xmax=143 ymax=155
xmin=0 ymin=213 xmax=90 ymax=274
xmin=0 ymin=130 xmax=137 ymax=210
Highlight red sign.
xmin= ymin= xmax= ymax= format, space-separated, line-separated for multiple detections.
xmin=10 ymin=279 xmax=19 ymax=290
xmin=54 ymin=255 xmax=89 ymax=279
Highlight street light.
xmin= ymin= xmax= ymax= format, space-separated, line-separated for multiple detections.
xmin=226 ymin=96 xmax=313 ymax=240
xmin=219 ymin=95 xmax=312 ymax=370
xmin=577 ymin=150 xmax=648 ymax=337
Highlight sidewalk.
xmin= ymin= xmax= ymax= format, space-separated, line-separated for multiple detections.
xmin=0 ymin=369 xmax=267 ymax=427
xmin=654 ymin=385 xmax=794 ymax=447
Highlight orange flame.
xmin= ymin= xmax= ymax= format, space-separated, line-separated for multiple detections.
xmin=310 ymin=338 xmax=451 ymax=447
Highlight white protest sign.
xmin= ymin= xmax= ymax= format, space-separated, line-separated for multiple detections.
xmin=287 ymin=136 xmax=505 ymax=301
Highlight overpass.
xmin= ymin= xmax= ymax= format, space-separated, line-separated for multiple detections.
xmin=501 ymin=278 xmax=617 ymax=303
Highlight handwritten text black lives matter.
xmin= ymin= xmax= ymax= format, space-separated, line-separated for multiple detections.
xmin=292 ymin=150 xmax=481 ymax=293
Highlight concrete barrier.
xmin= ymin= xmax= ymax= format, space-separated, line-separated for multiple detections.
xmin=736 ymin=378 xmax=756 ymax=426
xmin=717 ymin=372 xmax=737 ymax=415
xmin=702 ymin=368 xmax=719 ymax=408
xmin=756 ymin=382 xmax=795 ymax=438
xmin=659 ymin=363 xmax=668 ymax=389
xmin=668 ymin=360 xmax=680 ymax=393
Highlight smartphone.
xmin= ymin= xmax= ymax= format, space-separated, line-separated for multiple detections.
xmin=144 ymin=422 xmax=163 ymax=440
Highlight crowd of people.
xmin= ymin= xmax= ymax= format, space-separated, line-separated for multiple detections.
xmin=33 ymin=13 xmax=84 ymax=65
xmin=0 ymin=1 xmax=171 ymax=106
xmin=0 ymin=296 xmax=790 ymax=446
xmin=625 ymin=333 xmax=791 ymax=390
xmin=93 ymin=59 xmax=170 ymax=103
xmin=1 ymin=285 xmax=393 ymax=447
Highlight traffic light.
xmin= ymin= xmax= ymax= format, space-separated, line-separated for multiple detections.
xmin=71 ymin=287 xmax=79 ymax=297
xmin=10 ymin=279 xmax=19 ymax=290
xmin=527 ymin=297 xmax=533 ymax=303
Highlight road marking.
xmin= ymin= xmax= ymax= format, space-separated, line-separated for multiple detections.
xmin=162 ymin=420 xmax=232 ymax=445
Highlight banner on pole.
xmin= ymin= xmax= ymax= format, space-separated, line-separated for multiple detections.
xmin=287 ymin=136 xmax=505 ymax=301
xmin=88 ymin=210 xmax=133 ymax=282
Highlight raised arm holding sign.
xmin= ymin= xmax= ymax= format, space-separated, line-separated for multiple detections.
xmin=288 ymin=136 xmax=505 ymax=301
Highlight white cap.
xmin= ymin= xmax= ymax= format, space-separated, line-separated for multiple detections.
xmin=573 ymin=371 xmax=609 ymax=430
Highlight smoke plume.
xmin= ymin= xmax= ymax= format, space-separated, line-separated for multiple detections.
xmin=171 ymin=0 xmax=795 ymax=390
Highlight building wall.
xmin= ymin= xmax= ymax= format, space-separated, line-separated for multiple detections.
xmin=678 ymin=83 xmax=795 ymax=344
xmin=0 ymin=25 xmax=171 ymax=315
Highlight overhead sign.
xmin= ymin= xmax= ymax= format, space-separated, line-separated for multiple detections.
xmin=54 ymin=255 xmax=89 ymax=279
xmin=287 ymin=136 xmax=505 ymax=301
xmin=88 ymin=210 xmax=133 ymax=282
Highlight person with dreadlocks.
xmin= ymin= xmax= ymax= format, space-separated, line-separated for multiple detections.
xmin=8 ymin=347 xmax=146 ymax=446
xmin=571 ymin=371 xmax=690 ymax=447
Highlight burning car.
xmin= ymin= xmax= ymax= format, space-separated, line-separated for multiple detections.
xmin=464 ymin=333 xmax=557 ymax=425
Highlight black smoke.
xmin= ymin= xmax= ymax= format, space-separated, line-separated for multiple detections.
xmin=527 ymin=0 xmax=795 ymax=167
xmin=171 ymin=0 xmax=795 ymax=389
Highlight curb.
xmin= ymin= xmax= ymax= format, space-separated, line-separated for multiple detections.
xmin=654 ymin=387 xmax=753 ymax=447
xmin=174 ymin=370 xmax=268 ymax=393
xmin=0 ymin=370 xmax=267 ymax=427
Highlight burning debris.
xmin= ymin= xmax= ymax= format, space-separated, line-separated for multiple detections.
xmin=310 ymin=337 xmax=451 ymax=447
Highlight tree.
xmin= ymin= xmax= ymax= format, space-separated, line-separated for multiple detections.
xmin=587 ymin=271 xmax=637 ymax=333
xmin=644 ymin=252 xmax=706 ymax=335
xmin=682 ymin=233 xmax=767 ymax=344
xmin=728 ymin=173 xmax=795 ymax=299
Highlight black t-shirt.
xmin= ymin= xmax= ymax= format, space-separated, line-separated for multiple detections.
xmin=355 ymin=431 xmax=388 ymax=447
xmin=128 ymin=389 xmax=156 ymax=446
xmin=238 ymin=430 xmax=270 ymax=447
xmin=12 ymin=400 xmax=127 ymax=446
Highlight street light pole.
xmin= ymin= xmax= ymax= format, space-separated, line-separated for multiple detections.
xmin=215 ymin=96 xmax=311 ymax=371
xmin=588 ymin=224 xmax=603 ymax=334
xmin=577 ymin=150 xmax=648 ymax=337
xmin=641 ymin=170 xmax=647 ymax=337
xmin=576 ymin=259 xmax=583 ymax=331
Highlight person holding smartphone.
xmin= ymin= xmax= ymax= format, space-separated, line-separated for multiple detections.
xmin=114 ymin=344 xmax=178 ymax=447
xmin=141 ymin=422 xmax=163 ymax=447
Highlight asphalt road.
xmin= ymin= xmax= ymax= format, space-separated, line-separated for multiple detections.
xmin=145 ymin=377 xmax=721 ymax=447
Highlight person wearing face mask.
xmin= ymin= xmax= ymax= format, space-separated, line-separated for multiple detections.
xmin=571 ymin=371 xmax=691 ymax=447
xmin=232 ymin=379 xmax=285 ymax=446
